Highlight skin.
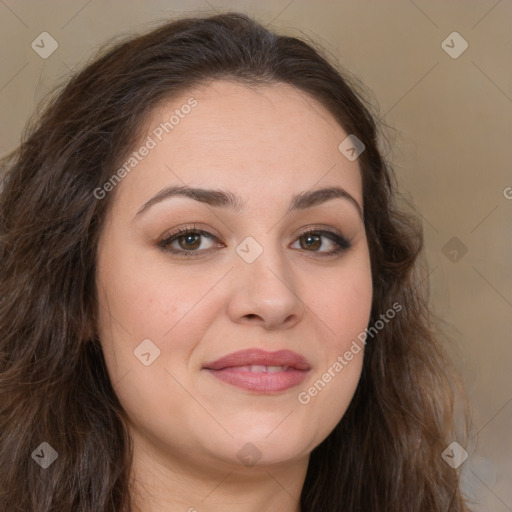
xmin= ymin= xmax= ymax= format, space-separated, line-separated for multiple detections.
xmin=96 ymin=80 xmax=373 ymax=512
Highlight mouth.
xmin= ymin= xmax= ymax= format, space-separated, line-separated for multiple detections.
xmin=202 ymin=349 xmax=311 ymax=393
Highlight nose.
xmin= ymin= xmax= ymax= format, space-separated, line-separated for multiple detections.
xmin=227 ymin=243 xmax=305 ymax=330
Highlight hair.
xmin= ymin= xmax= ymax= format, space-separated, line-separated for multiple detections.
xmin=0 ymin=11 xmax=470 ymax=512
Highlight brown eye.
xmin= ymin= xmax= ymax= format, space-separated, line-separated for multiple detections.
xmin=177 ymin=232 xmax=202 ymax=250
xmin=157 ymin=226 xmax=351 ymax=257
xmin=292 ymin=229 xmax=352 ymax=256
xmin=300 ymin=233 xmax=322 ymax=251
xmin=158 ymin=228 xmax=219 ymax=255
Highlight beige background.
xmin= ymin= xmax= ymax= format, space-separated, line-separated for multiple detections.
xmin=1 ymin=1 xmax=511 ymax=510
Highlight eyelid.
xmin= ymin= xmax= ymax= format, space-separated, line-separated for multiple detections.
xmin=292 ymin=226 xmax=352 ymax=254
xmin=159 ymin=223 xmax=222 ymax=241
xmin=293 ymin=224 xmax=346 ymax=240
xmin=157 ymin=224 xmax=224 ymax=254
xmin=157 ymin=223 xmax=352 ymax=257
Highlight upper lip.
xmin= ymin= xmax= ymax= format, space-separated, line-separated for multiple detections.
xmin=203 ymin=349 xmax=311 ymax=371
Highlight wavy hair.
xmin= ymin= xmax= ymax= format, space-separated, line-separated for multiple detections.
xmin=0 ymin=11 xmax=470 ymax=511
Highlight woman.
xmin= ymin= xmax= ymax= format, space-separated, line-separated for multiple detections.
xmin=0 ymin=12 xmax=470 ymax=512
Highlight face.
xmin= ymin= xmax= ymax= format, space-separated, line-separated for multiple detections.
xmin=96 ymin=80 xmax=373 ymax=473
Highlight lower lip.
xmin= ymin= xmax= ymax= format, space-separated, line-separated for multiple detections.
xmin=205 ymin=367 xmax=309 ymax=393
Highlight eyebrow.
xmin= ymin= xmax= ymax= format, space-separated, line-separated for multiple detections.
xmin=135 ymin=184 xmax=363 ymax=220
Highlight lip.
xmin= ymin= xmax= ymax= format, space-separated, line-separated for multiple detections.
xmin=202 ymin=349 xmax=311 ymax=393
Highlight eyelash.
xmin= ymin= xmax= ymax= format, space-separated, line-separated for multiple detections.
xmin=157 ymin=225 xmax=352 ymax=257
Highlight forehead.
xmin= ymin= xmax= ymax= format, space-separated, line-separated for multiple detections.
xmin=113 ymin=79 xmax=362 ymax=211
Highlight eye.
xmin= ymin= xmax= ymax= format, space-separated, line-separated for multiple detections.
xmin=158 ymin=226 xmax=222 ymax=255
xmin=291 ymin=229 xmax=352 ymax=256
xmin=157 ymin=225 xmax=352 ymax=257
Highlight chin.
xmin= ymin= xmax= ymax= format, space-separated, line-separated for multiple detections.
xmin=187 ymin=425 xmax=310 ymax=470
xmin=231 ymin=432 xmax=311 ymax=467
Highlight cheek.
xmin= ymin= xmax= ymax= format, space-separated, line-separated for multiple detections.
xmin=295 ymin=256 xmax=372 ymax=436
xmin=94 ymin=261 xmax=206 ymax=429
xmin=95 ymin=245 xmax=227 ymax=398
xmin=96 ymin=246 xmax=211 ymax=342
xmin=310 ymin=255 xmax=373 ymax=351
xmin=334 ymin=273 xmax=372 ymax=349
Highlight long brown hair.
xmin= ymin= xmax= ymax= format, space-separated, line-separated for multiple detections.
xmin=0 ymin=12 xmax=470 ymax=511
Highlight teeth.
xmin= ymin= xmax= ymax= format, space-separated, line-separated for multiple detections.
xmin=234 ymin=365 xmax=289 ymax=373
